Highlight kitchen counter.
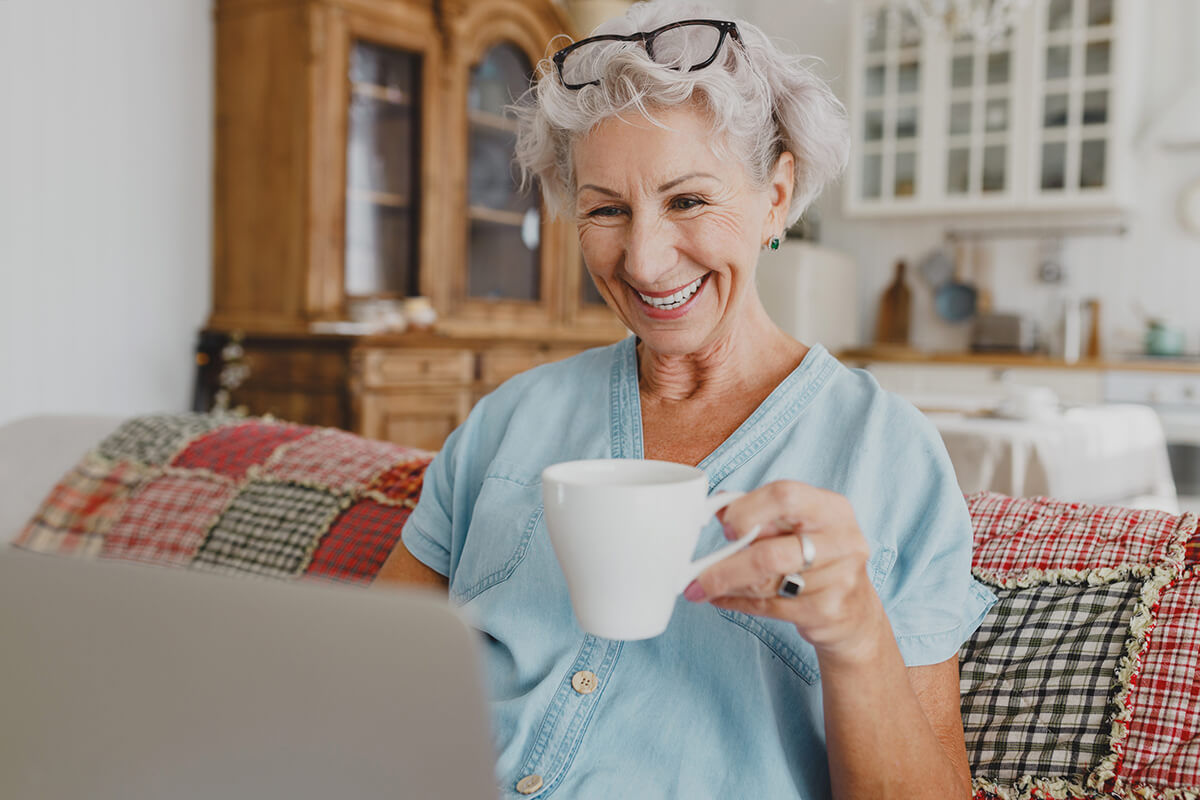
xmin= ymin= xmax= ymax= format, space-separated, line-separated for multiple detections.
xmin=837 ymin=346 xmax=1200 ymax=374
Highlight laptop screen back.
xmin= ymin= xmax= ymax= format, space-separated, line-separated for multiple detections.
xmin=0 ymin=552 xmax=498 ymax=800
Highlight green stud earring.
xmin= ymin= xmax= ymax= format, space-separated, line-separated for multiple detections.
xmin=769 ymin=236 xmax=781 ymax=250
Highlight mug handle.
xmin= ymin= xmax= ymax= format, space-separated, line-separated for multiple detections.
xmin=679 ymin=491 xmax=762 ymax=590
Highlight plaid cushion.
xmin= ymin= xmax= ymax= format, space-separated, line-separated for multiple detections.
xmin=365 ymin=459 xmax=430 ymax=508
xmin=102 ymin=471 xmax=237 ymax=567
xmin=968 ymin=492 xmax=1183 ymax=577
xmin=1120 ymin=575 xmax=1200 ymax=789
xmin=171 ymin=421 xmax=312 ymax=479
xmin=96 ymin=413 xmax=236 ymax=465
xmin=12 ymin=413 xmax=433 ymax=585
xmin=305 ymin=499 xmax=416 ymax=585
xmin=13 ymin=452 xmax=151 ymax=557
xmin=193 ymin=479 xmax=344 ymax=578
xmin=964 ymin=492 xmax=1200 ymax=800
xmin=260 ymin=428 xmax=420 ymax=492
xmin=960 ymin=581 xmax=1142 ymax=778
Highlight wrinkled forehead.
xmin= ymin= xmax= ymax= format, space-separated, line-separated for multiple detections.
xmin=570 ymin=104 xmax=746 ymax=196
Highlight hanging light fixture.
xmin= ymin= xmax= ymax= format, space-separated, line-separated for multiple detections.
xmin=896 ymin=0 xmax=1032 ymax=43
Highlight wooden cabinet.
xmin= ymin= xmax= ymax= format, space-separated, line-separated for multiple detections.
xmin=845 ymin=0 xmax=1142 ymax=217
xmin=195 ymin=330 xmax=601 ymax=450
xmin=862 ymin=361 xmax=1104 ymax=407
xmin=207 ymin=0 xmax=625 ymax=446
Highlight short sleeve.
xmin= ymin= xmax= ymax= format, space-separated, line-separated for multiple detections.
xmin=876 ymin=411 xmax=997 ymax=666
xmin=400 ymin=422 xmax=466 ymax=578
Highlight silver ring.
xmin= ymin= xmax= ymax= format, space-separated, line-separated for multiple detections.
xmin=799 ymin=534 xmax=816 ymax=571
xmin=777 ymin=572 xmax=806 ymax=599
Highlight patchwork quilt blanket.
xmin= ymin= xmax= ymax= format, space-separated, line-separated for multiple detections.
xmin=11 ymin=413 xmax=1200 ymax=799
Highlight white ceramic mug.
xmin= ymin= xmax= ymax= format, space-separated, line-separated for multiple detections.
xmin=541 ymin=459 xmax=760 ymax=640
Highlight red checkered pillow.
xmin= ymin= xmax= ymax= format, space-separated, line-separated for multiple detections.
xmin=962 ymin=492 xmax=1200 ymax=800
xmin=11 ymin=413 xmax=433 ymax=585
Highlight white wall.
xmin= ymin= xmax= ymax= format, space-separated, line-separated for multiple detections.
xmin=0 ymin=0 xmax=212 ymax=427
xmin=728 ymin=0 xmax=1200 ymax=356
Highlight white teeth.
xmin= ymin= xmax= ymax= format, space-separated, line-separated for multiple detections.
xmin=638 ymin=277 xmax=703 ymax=310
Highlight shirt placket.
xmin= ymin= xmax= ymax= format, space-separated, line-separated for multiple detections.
xmin=505 ymin=635 xmax=624 ymax=798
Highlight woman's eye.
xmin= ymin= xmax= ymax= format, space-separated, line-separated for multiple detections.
xmin=672 ymin=196 xmax=705 ymax=211
xmin=586 ymin=206 xmax=625 ymax=218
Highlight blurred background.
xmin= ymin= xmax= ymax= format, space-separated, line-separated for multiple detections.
xmin=2 ymin=0 xmax=1199 ymax=510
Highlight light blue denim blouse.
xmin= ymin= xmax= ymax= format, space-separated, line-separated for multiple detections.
xmin=402 ymin=337 xmax=996 ymax=799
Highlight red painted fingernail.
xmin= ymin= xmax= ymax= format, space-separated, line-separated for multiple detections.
xmin=683 ymin=580 xmax=706 ymax=602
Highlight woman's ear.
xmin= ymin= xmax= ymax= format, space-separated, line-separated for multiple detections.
xmin=766 ymin=151 xmax=796 ymax=236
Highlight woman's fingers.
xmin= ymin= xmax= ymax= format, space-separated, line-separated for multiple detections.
xmin=719 ymin=481 xmax=851 ymax=543
xmin=691 ymin=480 xmax=886 ymax=658
xmin=690 ymin=480 xmax=870 ymax=609
xmin=697 ymin=532 xmax=833 ymax=600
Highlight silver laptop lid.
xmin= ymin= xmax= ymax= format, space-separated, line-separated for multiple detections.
xmin=0 ymin=551 xmax=498 ymax=800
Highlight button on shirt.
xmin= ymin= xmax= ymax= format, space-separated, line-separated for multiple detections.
xmin=402 ymin=338 xmax=996 ymax=799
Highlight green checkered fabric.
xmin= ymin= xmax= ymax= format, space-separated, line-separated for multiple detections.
xmin=97 ymin=413 xmax=234 ymax=466
xmin=192 ymin=480 xmax=345 ymax=578
xmin=959 ymin=580 xmax=1141 ymax=782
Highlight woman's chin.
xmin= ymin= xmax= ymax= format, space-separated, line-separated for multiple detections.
xmin=631 ymin=325 xmax=714 ymax=357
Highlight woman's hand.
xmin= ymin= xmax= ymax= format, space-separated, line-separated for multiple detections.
xmin=684 ymin=481 xmax=888 ymax=667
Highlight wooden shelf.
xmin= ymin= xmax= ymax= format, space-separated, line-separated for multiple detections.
xmin=351 ymin=81 xmax=413 ymax=107
xmin=468 ymin=205 xmax=526 ymax=226
xmin=837 ymin=346 xmax=1200 ymax=374
xmin=349 ymin=188 xmax=411 ymax=208
xmin=468 ymin=108 xmax=517 ymax=134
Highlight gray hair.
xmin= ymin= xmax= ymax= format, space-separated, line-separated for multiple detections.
xmin=513 ymin=0 xmax=850 ymax=227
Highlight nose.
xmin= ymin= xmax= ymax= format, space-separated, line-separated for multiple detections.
xmin=622 ymin=213 xmax=677 ymax=286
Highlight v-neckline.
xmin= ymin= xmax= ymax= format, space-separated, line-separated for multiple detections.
xmin=608 ymin=337 xmax=838 ymax=489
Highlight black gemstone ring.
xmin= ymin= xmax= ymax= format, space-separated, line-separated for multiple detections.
xmin=777 ymin=572 xmax=806 ymax=599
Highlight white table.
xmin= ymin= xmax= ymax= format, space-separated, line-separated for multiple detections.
xmin=926 ymin=404 xmax=1178 ymax=512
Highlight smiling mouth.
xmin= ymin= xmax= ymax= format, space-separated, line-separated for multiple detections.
xmin=635 ymin=276 xmax=706 ymax=311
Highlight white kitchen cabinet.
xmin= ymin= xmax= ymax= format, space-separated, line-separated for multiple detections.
xmin=845 ymin=0 xmax=1142 ymax=217
xmin=862 ymin=362 xmax=1104 ymax=407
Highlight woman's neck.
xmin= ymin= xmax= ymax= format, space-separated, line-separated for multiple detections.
xmin=637 ymin=307 xmax=807 ymax=403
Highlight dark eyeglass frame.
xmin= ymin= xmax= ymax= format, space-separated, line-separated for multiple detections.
xmin=551 ymin=19 xmax=743 ymax=90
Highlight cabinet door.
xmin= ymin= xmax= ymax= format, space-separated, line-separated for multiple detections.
xmin=942 ymin=27 xmax=1021 ymax=205
xmin=307 ymin=3 xmax=445 ymax=322
xmin=359 ymin=390 xmax=472 ymax=450
xmin=464 ymin=43 xmax=544 ymax=305
xmin=440 ymin=0 xmax=574 ymax=331
xmin=847 ymin=3 xmax=926 ymax=210
xmin=845 ymin=0 xmax=1138 ymax=217
xmin=997 ymin=367 xmax=1103 ymax=405
xmin=864 ymin=363 xmax=998 ymax=407
xmin=344 ymin=41 xmax=424 ymax=299
xmin=1028 ymin=0 xmax=1124 ymax=204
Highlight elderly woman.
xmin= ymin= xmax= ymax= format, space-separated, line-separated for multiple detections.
xmin=379 ymin=1 xmax=994 ymax=796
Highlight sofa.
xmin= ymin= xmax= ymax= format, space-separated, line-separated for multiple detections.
xmin=3 ymin=412 xmax=1198 ymax=800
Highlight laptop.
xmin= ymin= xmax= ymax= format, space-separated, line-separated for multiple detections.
xmin=0 ymin=551 xmax=498 ymax=800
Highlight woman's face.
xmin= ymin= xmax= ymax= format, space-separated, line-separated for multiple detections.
xmin=572 ymin=104 xmax=791 ymax=357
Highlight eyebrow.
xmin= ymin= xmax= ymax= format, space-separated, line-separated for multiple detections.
xmin=577 ymin=173 xmax=720 ymax=198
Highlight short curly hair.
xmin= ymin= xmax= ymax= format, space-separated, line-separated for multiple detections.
xmin=513 ymin=0 xmax=850 ymax=227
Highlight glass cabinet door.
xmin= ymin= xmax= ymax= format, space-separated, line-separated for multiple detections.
xmin=945 ymin=27 xmax=1014 ymax=198
xmin=466 ymin=44 xmax=541 ymax=302
xmin=1036 ymin=0 xmax=1115 ymax=194
xmin=344 ymin=41 xmax=422 ymax=298
xmin=856 ymin=6 xmax=922 ymax=203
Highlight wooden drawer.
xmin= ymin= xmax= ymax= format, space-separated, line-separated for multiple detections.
xmin=241 ymin=345 xmax=349 ymax=390
xmin=358 ymin=389 xmax=473 ymax=451
xmin=479 ymin=347 xmax=581 ymax=388
xmin=359 ymin=348 xmax=475 ymax=389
